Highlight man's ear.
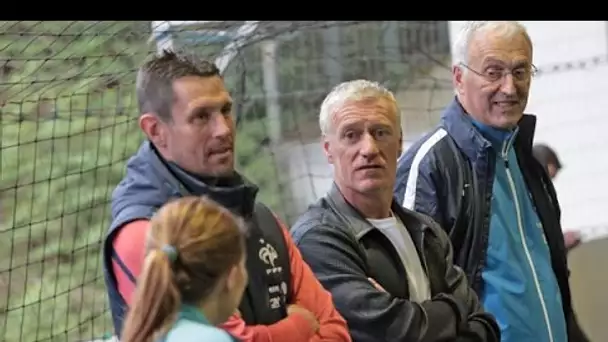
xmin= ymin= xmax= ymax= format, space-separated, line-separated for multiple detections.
xmin=139 ymin=113 xmax=167 ymax=148
xmin=322 ymin=135 xmax=333 ymax=164
xmin=453 ymin=65 xmax=465 ymax=96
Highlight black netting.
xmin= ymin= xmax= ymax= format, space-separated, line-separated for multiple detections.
xmin=0 ymin=20 xmax=461 ymax=341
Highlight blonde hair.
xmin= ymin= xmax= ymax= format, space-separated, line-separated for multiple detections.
xmin=319 ymin=79 xmax=400 ymax=135
xmin=121 ymin=196 xmax=246 ymax=342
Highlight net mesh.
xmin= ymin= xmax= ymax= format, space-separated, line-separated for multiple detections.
xmin=0 ymin=21 xmax=453 ymax=341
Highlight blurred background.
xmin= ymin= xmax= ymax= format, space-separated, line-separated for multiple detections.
xmin=0 ymin=20 xmax=606 ymax=341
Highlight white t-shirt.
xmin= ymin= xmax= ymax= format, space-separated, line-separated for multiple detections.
xmin=367 ymin=214 xmax=432 ymax=303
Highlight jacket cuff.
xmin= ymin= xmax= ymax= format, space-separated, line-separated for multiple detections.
xmin=463 ymin=314 xmax=500 ymax=342
xmin=432 ymin=293 xmax=469 ymax=333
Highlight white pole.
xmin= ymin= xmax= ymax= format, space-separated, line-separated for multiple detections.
xmin=260 ymin=39 xmax=281 ymax=144
xmin=214 ymin=21 xmax=259 ymax=74
xmin=151 ymin=21 xmax=174 ymax=54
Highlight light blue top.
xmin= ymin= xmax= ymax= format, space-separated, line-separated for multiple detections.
xmin=473 ymin=119 xmax=567 ymax=342
xmin=158 ymin=305 xmax=237 ymax=342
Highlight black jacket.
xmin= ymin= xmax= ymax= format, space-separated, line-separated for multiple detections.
xmin=291 ymin=184 xmax=499 ymax=342
xmin=394 ymin=98 xmax=588 ymax=342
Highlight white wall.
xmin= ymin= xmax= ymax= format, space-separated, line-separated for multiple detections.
xmin=274 ymin=140 xmax=333 ymax=222
xmin=449 ymin=21 xmax=608 ymax=232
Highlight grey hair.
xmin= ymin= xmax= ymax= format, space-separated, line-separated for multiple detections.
xmin=452 ymin=21 xmax=533 ymax=67
xmin=319 ymin=79 xmax=400 ymax=135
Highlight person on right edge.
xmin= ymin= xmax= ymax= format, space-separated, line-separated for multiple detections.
xmin=533 ymin=143 xmax=582 ymax=252
xmin=395 ymin=21 xmax=589 ymax=342
xmin=291 ymin=79 xmax=500 ymax=342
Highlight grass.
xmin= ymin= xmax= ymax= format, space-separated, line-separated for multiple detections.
xmin=0 ymin=100 xmax=281 ymax=342
xmin=0 ymin=21 xmax=151 ymax=342
xmin=0 ymin=115 xmax=142 ymax=341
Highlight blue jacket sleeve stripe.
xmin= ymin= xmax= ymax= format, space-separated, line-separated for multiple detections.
xmin=401 ymin=128 xmax=448 ymax=209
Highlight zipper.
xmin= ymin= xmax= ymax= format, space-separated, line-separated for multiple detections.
xmin=417 ymin=230 xmax=431 ymax=280
xmin=502 ymin=142 xmax=554 ymax=342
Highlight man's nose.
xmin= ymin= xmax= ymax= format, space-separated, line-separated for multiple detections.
xmin=499 ymin=73 xmax=517 ymax=96
xmin=211 ymin=113 xmax=232 ymax=138
xmin=360 ymin=132 xmax=379 ymax=157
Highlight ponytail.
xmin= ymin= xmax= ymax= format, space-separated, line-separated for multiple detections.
xmin=121 ymin=250 xmax=181 ymax=342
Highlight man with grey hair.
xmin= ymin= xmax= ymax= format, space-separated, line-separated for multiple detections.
xmin=291 ymin=79 xmax=500 ymax=342
xmin=395 ymin=21 xmax=589 ymax=342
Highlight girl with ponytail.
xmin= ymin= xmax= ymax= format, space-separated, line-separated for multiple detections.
xmin=121 ymin=196 xmax=248 ymax=342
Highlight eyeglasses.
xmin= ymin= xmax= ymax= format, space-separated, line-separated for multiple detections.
xmin=459 ymin=62 xmax=538 ymax=83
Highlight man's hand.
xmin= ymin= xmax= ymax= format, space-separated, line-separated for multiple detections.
xmin=235 ymin=309 xmax=242 ymax=318
xmin=368 ymin=278 xmax=386 ymax=292
xmin=563 ymin=231 xmax=582 ymax=251
xmin=287 ymin=304 xmax=320 ymax=333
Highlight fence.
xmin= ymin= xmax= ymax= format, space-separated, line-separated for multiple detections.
xmin=0 ymin=20 xmax=452 ymax=341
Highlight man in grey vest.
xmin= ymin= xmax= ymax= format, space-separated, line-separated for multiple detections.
xmin=102 ymin=50 xmax=350 ymax=342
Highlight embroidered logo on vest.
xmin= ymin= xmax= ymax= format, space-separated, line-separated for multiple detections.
xmin=258 ymin=238 xmax=287 ymax=309
xmin=259 ymin=238 xmax=280 ymax=272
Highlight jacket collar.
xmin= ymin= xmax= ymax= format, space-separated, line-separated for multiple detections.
xmin=440 ymin=97 xmax=537 ymax=161
xmin=136 ymin=141 xmax=259 ymax=218
xmin=325 ymin=183 xmax=425 ymax=242
xmin=178 ymin=304 xmax=211 ymax=325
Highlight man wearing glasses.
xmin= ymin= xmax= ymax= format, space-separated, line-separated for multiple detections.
xmin=394 ymin=21 xmax=588 ymax=342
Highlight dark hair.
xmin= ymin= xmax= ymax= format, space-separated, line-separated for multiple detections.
xmin=136 ymin=49 xmax=221 ymax=122
xmin=532 ymin=143 xmax=562 ymax=171
xmin=121 ymin=196 xmax=247 ymax=342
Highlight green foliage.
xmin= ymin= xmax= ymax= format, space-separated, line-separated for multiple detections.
xmin=1 ymin=116 xmax=142 ymax=341
xmin=0 ymin=21 xmax=151 ymax=341
xmin=235 ymin=119 xmax=283 ymax=214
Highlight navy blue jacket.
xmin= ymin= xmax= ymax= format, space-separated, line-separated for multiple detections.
xmin=394 ymin=98 xmax=587 ymax=342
